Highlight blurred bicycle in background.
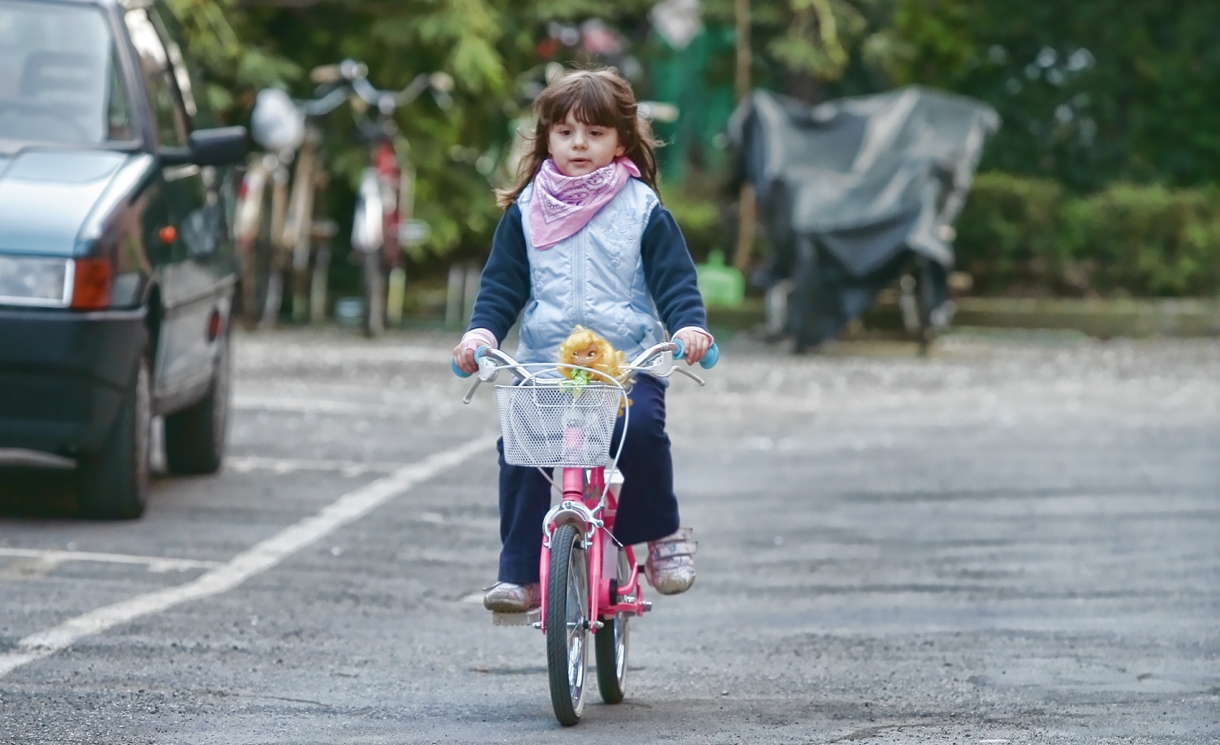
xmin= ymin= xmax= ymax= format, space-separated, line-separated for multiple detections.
xmin=234 ymin=79 xmax=345 ymax=329
xmin=314 ymin=59 xmax=451 ymax=336
xmin=235 ymin=61 xmax=451 ymax=335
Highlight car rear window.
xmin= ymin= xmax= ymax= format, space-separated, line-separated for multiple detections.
xmin=0 ymin=1 xmax=133 ymax=148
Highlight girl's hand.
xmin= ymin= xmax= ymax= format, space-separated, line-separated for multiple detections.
xmin=452 ymin=329 xmax=498 ymax=375
xmin=673 ymin=328 xmax=712 ymax=365
xmin=452 ymin=341 xmax=480 ymax=375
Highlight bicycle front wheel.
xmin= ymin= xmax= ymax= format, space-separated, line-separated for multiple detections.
xmin=361 ymin=249 xmax=385 ymax=337
xmin=546 ymin=523 xmax=588 ymax=726
xmin=594 ymin=549 xmax=631 ymax=704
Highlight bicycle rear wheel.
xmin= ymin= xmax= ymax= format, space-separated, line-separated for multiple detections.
xmin=546 ymin=523 xmax=588 ymax=726
xmin=594 ymin=549 xmax=630 ymax=704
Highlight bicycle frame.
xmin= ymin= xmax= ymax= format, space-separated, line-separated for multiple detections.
xmin=351 ymin=139 xmax=404 ymax=264
xmin=374 ymin=139 xmax=404 ymax=271
xmin=235 ymin=133 xmax=327 ymax=328
xmin=351 ymin=135 xmax=406 ymax=333
xmin=537 ymin=465 xmax=647 ymax=634
xmin=233 ymin=151 xmax=288 ymax=327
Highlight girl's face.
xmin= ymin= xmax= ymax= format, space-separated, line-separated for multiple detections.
xmin=548 ymin=112 xmax=625 ymax=177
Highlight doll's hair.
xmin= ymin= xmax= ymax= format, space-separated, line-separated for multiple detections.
xmin=495 ymin=67 xmax=662 ymax=210
xmin=557 ymin=325 xmax=626 ymax=382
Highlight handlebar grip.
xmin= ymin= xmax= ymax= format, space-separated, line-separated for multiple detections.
xmin=451 ymin=345 xmax=492 ymax=378
xmin=671 ymin=339 xmax=720 ymax=368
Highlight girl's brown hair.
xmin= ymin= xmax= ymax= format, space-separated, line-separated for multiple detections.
xmin=495 ymin=68 xmax=662 ymax=209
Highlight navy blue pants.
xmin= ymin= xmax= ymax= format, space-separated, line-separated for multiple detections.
xmin=496 ymin=374 xmax=680 ymax=584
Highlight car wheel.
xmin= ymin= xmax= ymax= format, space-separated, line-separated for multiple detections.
xmin=164 ymin=331 xmax=230 ymax=475
xmin=78 ymin=355 xmax=151 ymax=519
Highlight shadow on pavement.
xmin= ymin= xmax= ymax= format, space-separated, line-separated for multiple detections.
xmin=0 ymin=466 xmax=78 ymax=518
xmin=0 ymin=465 xmax=78 ymax=519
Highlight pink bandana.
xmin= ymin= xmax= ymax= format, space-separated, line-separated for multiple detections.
xmin=528 ymin=157 xmax=642 ymax=249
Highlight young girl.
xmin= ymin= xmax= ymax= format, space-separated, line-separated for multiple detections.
xmin=452 ymin=68 xmax=712 ymax=613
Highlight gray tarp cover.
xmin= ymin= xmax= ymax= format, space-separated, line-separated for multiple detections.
xmin=729 ymin=86 xmax=999 ymax=348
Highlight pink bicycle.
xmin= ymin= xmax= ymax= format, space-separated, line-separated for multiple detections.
xmin=454 ymin=339 xmax=718 ymax=725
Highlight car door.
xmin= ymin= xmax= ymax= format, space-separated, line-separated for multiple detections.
xmin=123 ymin=5 xmax=225 ymax=405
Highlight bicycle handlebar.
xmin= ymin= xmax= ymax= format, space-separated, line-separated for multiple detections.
xmin=453 ymin=341 xmax=717 ymax=404
xmin=452 ymin=340 xmax=719 ymax=379
xmin=312 ymin=59 xmax=454 ymax=115
xmin=297 ymin=86 xmax=350 ymax=118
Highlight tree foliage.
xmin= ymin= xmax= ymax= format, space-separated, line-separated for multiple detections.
xmin=699 ymin=0 xmax=896 ymax=96
xmin=171 ymin=0 xmax=660 ymax=269
xmin=885 ymin=0 xmax=1220 ymax=192
xmin=166 ymin=0 xmax=301 ymax=114
xmin=168 ymin=0 xmax=911 ymax=274
xmin=167 ymin=0 xmax=1217 ymax=288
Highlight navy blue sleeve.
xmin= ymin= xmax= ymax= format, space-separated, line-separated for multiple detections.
xmin=467 ymin=203 xmax=530 ymax=342
xmin=641 ymin=205 xmax=707 ymax=333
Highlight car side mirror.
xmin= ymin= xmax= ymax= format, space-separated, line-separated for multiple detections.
xmin=161 ymin=126 xmax=247 ymax=167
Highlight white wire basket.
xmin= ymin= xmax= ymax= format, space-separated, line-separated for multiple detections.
xmin=495 ymin=382 xmax=625 ymax=468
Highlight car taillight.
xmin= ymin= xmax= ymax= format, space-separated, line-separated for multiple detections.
xmin=70 ymin=259 xmax=113 ymax=310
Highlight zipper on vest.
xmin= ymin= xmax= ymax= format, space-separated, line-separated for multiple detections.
xmin=573 ymin=229 xmax=585 ymax=327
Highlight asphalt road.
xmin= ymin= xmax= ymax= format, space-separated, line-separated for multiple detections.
xmin=1 ymin=328 xmax=1217 ymax=744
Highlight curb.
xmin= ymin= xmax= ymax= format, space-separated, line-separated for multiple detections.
xmin=707 ymin=297 xmax=1220 ymax=339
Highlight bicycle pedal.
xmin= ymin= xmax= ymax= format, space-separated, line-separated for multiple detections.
xmin=492 ymin=608 xmax=540 ymax=627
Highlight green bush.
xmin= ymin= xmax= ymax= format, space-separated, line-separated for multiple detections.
xmin=955 ymin=173 xmax=1068 ymax=295
xmin=1068 ymin=185 xmax=1220 ymax=296
xmin=955 ymin=174 xmax=1220 ymax=297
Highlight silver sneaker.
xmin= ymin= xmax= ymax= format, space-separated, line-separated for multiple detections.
xmin=645 ymin=527 xmax=697 ymax=595
xmin=482 ymin=582 xmax=541 ymax=613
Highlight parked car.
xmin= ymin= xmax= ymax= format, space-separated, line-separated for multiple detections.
xmin=0 ymin=0 xmax=245 ymax=518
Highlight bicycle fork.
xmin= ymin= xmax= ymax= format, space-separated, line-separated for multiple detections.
xmin=537 ymin=467 xmax=649 ymax=634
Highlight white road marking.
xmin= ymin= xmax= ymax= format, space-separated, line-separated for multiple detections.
xmin=0 ymin=435 xmax=495 ymax=680
xmin=238 ymin=344 xmax=449 ymax=366
xmin=233 ymin=395 xmax=399 ymax=418
xmin=0 ymin=548 xmax=220 ymax=573
xmin=225 ymin=455 xmax=402 ymax=476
